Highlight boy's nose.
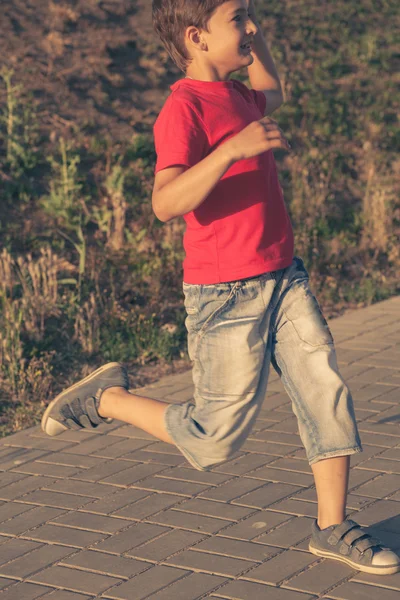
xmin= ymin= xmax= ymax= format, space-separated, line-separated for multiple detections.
xmin=247 ymin=19 xmax=259 ymax=36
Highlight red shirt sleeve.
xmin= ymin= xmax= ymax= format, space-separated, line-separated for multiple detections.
xmin=231 ymin=79 xmax=267 ymax=117
xmin=153 ymin=97 xmax=209 ymax=175
xmin=249 ymin=89 xmax=267 ymax=117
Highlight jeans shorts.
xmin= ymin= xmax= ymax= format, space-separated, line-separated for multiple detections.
xmin=164 ymin=256 xmax=363 ymax=471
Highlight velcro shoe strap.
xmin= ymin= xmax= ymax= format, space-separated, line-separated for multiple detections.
xmin=327 ymin=519 xmax=359 ymax=545
xmin=342 ymin=528 xmax=368 ymax=547
xmin=86 ymin=396 xmax=104 ymax=425
xmin=355 ymin=536 xmax=383 ymax=553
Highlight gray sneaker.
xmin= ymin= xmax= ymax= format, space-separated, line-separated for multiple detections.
xmin=41 ymin=362 xmax=129 ymax=436
xmin=309 ymin=517 xmax=400 ymax=575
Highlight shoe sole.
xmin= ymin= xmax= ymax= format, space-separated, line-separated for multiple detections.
xmin=309 ymin=542 xmax=400 ymax=575
xmin=41 ymin=362 xmax=122 ymax=436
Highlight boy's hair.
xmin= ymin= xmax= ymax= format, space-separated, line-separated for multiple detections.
xmin=152 ymin=0 xmax=229 ymax=73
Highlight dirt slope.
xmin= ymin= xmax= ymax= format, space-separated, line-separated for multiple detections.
xmin=2 ymin=0 xmax=180 ymax=139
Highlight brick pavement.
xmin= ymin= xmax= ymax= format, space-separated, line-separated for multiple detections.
xmin=0 ymin=296 xmax=399 ymax=599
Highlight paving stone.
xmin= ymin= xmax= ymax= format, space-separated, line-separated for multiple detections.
xmin=165 ymin=548 xmax=256 ymax=576
xmin=62 ymin=435 xmax=126 ymax=456
xmin=69 ymin=459 xmax=134 ymax=483
xmin=18 ymin=490 xmax=95 ymax=510
xmin=129 ymin=529 xmax=205 ymax=561
xmin=251 ymin=430 xmax=302 ymax=446
xmin=267 ymin=458 xmax=312 ymax=474
xmin=351 ymin=569 xmax=400 ymax=591
xmin=326 ymin=581 xmax=400 ymax=599
xmin=101 ymin=463 xmax=169 ymax=486
xmin=13 ymin=462 xmax=82 ymax=478
xmin=193 ymin=536 xmax=280 ymax=561
xmin=242 ymin=549 xmax=317 ymax=585
xmin=114 ymin=492 xmax=182 ymax=519
xmin=267 ymin=498 xmax=318 ymax=518
xmin=60 ymin=549 xmax=150 ymax=578
xmin=0 ymin=578 xmax=16 ymax=590
xmin=284 ymin=558 xmax=354 ymax=593
xmin=255 ymin=516 xmax=313 ymax=548
xmin=36 ymin=453 xmax=103 ymax=469
xmin=0 ymin=449 xmax=50 ymax=471
xmin=119 ymin=449 xmax=185 ymax=466
xmin=221 ymin=511 xmax=291 ymax=541
xmin=212 ymin=453 xmax=276 ymax=475
xmin=155 ymin=466 xmax=231 ymax=486
xmin=50 ymin=512 xmax=131 ymax=534
xmin=104 ymin=565 xmax=190 ymax=599
xmin=348 ymin=469 xmax=381 ymax=491
xmin=0 ymin=472 xmax=26 ymax=489
xmin=24 ymin=524 xmax=108 ymax=548
xmin=0 ymin=476 xmax=58 ymax=501
xmin=0 ymin=582 xmax=54 ymax=599
xmin=211 ymin=579 xmax=315 ymax=599
xmin=0 ymin=502 xmax=33 ymax=523
xmin=0 ymin=538 xmax=41 ymax=566
xmin=352 ymin=499 xmax=400 ymax=527
xmin=378 ymin=448 xmax=400 ymax=461
xmin=148 ymin=572 xmax=227 ymax=600
xmin=233 ymin=482 xmax=303 ymax=509
xmin=177 ymin=498 xmax=253 ymax=522
xmin=0 ymin=544 xmax=75 ymax=578
xmin=81 ymin=488 xmax=150 ymax=515
xmin=0 ymin=506 xmax=65 ymax=536
xmin=28 ymin=565 xmax=122 ymax=594
xmin=2 ymin=435 xmax=72 ymax=452
xmin=91 ymin=438 xmax=153 ymax=458
xmin=245 ymin=465 xmax=313 ymax=487
xmin=137 ymin=441 xmax=183 ymax=455
xmin=352 ymin=473 xmax=400 ymax=498
xmin=241 ymin=439 xmax=299 ymax=457
xmin=107 ymin=425 xmax=158 ymax=440
xmin=46 ymin=592 xmax=92 ymax=600
xmin=353 ymin=432 xmax=400 ymax=448
xmin=42 ymin=479 xmax=118 ymax=498
xmin=95 ymin=522 xmax=168 ymax=554
xmin=148 ymin=509 xmax=234 ymax=534
xmin=357 ymin=458 xmax=400 ymax=474
xmin=198 ymin=477 xmax=265 ymax=502
xmin=132 ymin=475 xmax=210 ymax=496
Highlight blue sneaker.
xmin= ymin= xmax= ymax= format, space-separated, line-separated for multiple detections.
xmin=309 ymin=517 xmax=400 ymax=575
xmin=41 ymin=362 xmax=129 ymax=436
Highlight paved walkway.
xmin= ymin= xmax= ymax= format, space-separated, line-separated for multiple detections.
xmin=0 ymin=297 xmax=399 ymax=600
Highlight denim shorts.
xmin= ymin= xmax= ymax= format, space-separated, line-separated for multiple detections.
xmin=164 ymin=257 xmax=363 ymax=471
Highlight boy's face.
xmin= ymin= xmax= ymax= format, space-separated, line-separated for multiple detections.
xmin=185 ymin=0 xmax=259 ymax=80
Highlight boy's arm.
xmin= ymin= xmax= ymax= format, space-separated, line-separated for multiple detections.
xmin=152 ymin=144 xmax=237 ymax=223
xmin=247 ymin=0 xmax=284 ymax=115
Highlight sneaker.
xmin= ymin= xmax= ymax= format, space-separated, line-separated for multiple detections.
xmin=41 ymin=362 xmax=129 ymax=436
xmin=309 ymin=517 xmax=400 ymax=575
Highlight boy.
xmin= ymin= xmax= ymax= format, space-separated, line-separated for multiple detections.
xmin=41 ymin=0 xmax=399 ymax=575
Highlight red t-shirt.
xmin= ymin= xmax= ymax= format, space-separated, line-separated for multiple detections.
xmin=153 ymin=77 xmax=294 ymax=284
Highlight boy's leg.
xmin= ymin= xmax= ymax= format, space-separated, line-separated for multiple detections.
xmin=98 ymin=386 xmax=174 ymax=445
xmin=311 ymin=455 xmax=349 ymax=529
xmin=270 ymin=257 xmax=399 ymax=574
xmin=41 ymin=362 xmax=173 ymax=444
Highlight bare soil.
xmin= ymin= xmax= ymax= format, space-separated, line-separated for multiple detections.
xmin=2 ymin=0 xmax=179 ymax=140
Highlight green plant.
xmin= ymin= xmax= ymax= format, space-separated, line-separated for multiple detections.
xmin=41 ymin=137 xmax=88 ymax=288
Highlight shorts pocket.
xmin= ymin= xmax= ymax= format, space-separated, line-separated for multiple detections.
xmin=183 ymin=283 xmax=201 ymax=315
xmin=284 ymin=280 xmax=334 ymax=347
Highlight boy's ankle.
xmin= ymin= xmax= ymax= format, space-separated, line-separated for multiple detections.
xmin=98 ymin=386 xmax=127 ymax=417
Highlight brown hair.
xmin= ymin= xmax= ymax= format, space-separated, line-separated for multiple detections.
xmin=152 ymin=0 xmax=229 ymax=73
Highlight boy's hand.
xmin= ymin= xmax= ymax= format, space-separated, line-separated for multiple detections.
xmin=225 ymin=117 xmax=291 ymax=162
xmin=248 ymin=0 xmax=259 ymax=25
